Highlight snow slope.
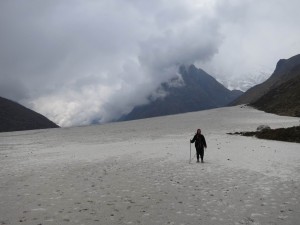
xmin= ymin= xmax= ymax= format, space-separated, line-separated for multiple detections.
xmin=0 ymin=106 xmax=299 ymax=225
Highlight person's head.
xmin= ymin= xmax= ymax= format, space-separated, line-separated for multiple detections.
xmin=197 ymin=129 xmax=201 ymax=134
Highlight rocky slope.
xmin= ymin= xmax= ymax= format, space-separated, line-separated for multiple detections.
xmin=232 ymin=54 xmax=300 ymax=106
xmin=0 ymin=96 xmax=59 ymax=132
xmin=120 ymin=65 xmax=243 ymax=121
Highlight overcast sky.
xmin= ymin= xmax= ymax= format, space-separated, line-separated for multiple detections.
xmin=1 ymin=0 xmax=300 ymax=127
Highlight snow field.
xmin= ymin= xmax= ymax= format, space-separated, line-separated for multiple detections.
xmin=0 ymin=106 xmax=299 ymax=225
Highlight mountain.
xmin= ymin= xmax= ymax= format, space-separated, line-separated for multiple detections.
xmin=120 ymin=65 xmax=243 ymax=121
xmin=218 ymin=73 xmax=269 ymax=92
xmin=251 ymin=64 xmax=300 ymax=117
xmin=232 ymin=54 xmax=300 ymax=105
xmin=0 ymin=96 xmax=59 ymax=132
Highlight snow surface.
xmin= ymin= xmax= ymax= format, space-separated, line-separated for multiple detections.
xmin=0 ymin=106 xmax=299 ymax=225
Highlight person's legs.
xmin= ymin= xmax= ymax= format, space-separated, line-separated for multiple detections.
xmin=200 ymin=148 xmax=204 ymax=163
xmin=196 ymin=148 xmax=200 ymax=162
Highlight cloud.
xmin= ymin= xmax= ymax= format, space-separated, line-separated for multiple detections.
xmin=0 ymin=0 xmax=299 ymax=126
xmin=0 ymin=0 xmax=222 ymax=126
xmin=197 ymin=0 xmax=300 ymax=88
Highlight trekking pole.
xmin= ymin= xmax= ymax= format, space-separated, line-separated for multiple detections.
xmin=189 ymin=141 xmax=191 ymax=164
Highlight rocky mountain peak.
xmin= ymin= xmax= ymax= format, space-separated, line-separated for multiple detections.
xmin=272 ymin=54 xmax=300 ymax=78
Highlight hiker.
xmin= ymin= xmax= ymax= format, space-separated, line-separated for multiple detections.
xmin=190 ymin=129 xmax=207 ymax=163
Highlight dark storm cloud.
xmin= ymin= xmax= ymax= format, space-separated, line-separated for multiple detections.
xmin=0 ymin=0 xmax=299 ymax=126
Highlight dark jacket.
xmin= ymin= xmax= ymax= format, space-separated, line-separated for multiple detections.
xmin=191 ymin=134 xmax=207 ymax=149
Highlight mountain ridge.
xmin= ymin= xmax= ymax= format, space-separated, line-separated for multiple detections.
xmin=250 ymin=64 xmax=300 ymax=117
xmin=119 ymin=65 xmax=243 ymax=121
xmin=232 ymin=54 xmax=300 ymax=105
xmin=0 ymin=96 xmax=59 ymax=133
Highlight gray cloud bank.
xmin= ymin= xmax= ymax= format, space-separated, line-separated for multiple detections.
xmin=0 ymin=0 xmax=300 ymax=126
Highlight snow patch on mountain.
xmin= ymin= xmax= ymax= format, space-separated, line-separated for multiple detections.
xmin=217 ymin=72 xmax=270 ymax=91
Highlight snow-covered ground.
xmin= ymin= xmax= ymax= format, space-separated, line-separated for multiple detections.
xmin=0 ymin=106 xmax=299 ymax=225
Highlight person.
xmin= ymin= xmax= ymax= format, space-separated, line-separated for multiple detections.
xmin=190 ymin=129 xmax=207 ymax=163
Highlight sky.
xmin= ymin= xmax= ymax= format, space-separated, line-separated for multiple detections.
xmin=0 ymin=0 xmax=300 ymax=127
